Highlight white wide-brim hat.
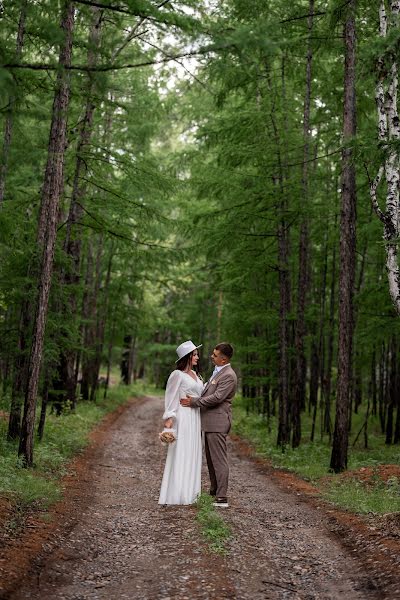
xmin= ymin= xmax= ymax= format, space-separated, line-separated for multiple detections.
xmin=175 ymin=340 xmax=202 ymax=362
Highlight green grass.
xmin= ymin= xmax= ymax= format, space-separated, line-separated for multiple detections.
xmin=0 ymin=383 xmax=138 ymax=514
xmin=195 ymin=493 xmax=231 ymax=554
xmin=233 ymin=396 xmax=400 ymax=514
xmin=129 ymin=380 xmax=164 ymax=398
xmin=324 ymin=476 xmax=400 ymax=514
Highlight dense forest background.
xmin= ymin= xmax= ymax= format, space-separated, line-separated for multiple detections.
xmin=1 ymin=0 xmax=400 ymax=472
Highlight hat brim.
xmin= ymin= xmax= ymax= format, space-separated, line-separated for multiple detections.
xmin=175 ymin=344 xmax=202 ymax=363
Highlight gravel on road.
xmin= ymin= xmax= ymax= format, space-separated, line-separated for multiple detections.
xmin=2 ymin=396 xmax=398 ymax=600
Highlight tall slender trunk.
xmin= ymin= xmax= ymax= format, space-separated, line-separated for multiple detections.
xmin=378 ymin=341 xmax=386 ymax=433
xmin=18 ymin=1 xmax=75 ymax=467
xmin=58 ymin=6 xmax=103 ymax=406
xmin=88 ymin=235 xmax=104 ymax=401
xmin=274 ymin=57 xmax=292 ymax=448
xmin=394 ymin=352 xmax=400 ymax=443
xmin=277 ymin=207 xmax=291 ymax=447
xmin=309 ymin=336 xmax=319 ymax=442
xmin=37 ymin=370 xmax=50 ymax=441
xmin=7 ymin=300 xmax=30 ymax=439
xmin=80 ymin=240 xmax=94 ymax=401
xmin=104 ymin=317 xmax=117 ymax=399
xmin=330 ymin=0 xmax=357 ymax=473
xmin=323 ymin=231 xmax=337 ymax=439
xmin=0 ymin=0 xmax=27 ymax=206
xmin=5 ymin=1 xmax=29 ymax=438
xmin=91 ymin=244 xmax=114 ymax=399
xmin=386 ymin=337 xmax=397 ymax=444
xmin=292 ymin=0 xmax=314 ymax=449
xmin=371 ymin=346 xmax=377 ymax=416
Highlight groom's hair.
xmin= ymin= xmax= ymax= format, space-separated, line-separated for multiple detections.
xmin=215 ymin=342 xmax=233 ymax=360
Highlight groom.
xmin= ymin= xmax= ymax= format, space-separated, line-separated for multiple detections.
xmin=180 ymin=342 xmax=237 ymax=508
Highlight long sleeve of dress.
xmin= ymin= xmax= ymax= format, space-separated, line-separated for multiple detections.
xmin=162 ymin=370 xmax=181 ymax=420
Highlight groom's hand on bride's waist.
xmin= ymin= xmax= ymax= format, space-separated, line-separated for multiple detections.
xmin=180 ymin=396 xmax=192 ymax=407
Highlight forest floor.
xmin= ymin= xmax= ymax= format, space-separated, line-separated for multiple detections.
xmin=1 ymin=396 xmax=400 ymax=600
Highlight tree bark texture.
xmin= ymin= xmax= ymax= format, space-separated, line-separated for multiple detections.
xmin=378 ymin=342 xmax=386 ymax=433
xmin=385 ymin=337 xmax=397 ymax=444
xmin=323 ymin=234 xmax=337 ymax=439
xmin=269 ymin=59 xmax=292 ymax=449
xmin=18 ymin=1 xmax=75 ymax=467
xmin=277 ymin=209 xmax=291 ymax=447
xmin=58 ymin=6 xmax=103 ymax=406
xmin=370 ymin=1 xmax=400 ymax=314
xmin=330 ymin=0 xmax=357 ymax=473
xmin=80 ymin=240 xmax=95 ymax=401
xmin=7 ymin=299 xmax=30 ymax=439
xmin=0 ymin=0 xmax=27 ymax=206
xmin=292 ymin=0 xmax=314 ymax=449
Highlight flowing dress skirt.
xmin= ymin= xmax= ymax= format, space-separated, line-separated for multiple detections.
xmin=158 ymin=403 xmax=202 ymax=505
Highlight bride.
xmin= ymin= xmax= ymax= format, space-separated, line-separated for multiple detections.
xmin=158 ymin=340 xmax=204 ymax=505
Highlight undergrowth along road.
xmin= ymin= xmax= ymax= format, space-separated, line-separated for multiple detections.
xmin=2 ymin=395 xmax=397 ymax=599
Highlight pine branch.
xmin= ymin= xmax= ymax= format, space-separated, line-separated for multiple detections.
xmin=2 ymin=48 xmax=213 ymax=72
xmin=73 ymin=0 xmax=170 ymax=21
xmin=136 ymin=36 xmax=210 ymax=91
xmin=280 ymin=10 xmax=326 ymax=24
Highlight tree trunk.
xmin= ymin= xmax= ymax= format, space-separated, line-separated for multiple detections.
xmin=80 ymin=240 xmax=95 ymax=400
xmin=371 ymin=346 xmax=377 ymax=416
xmin=58 ymin=6 xmax=103 ymax=406
xmin=292 ymin=0 xmax=314 ymax=449
xmin=277 ymin=203 xmax=291 ymax=448
xmin=330 ymin=0 xmax=357 ymax=473
xmin=0 ymin=0 xmax=27 ymax=206
xmin=394 ymin=355 xmax=400 ymax=443
xmin=104 ymin=317 xmax=117 ymax=400
xmin=7 ymin=300 xmax=30 ymax=439
xmin=317 ymin=229 xmax=328 ymax=440
xmin=353 ymin=358 xmax=362 ymax=414
xmin=370 ymin=2 xmax=400 ymax=314
xmin=18 ymin=1 xmax=75 ymax=467
xmin=378 ymin=342 xmax=386 ymax=433
xmin=386 ymin=337 xmax=397 ymax=444
xmin=309 ymin=337 xmax=319 ymax=442
xmin=5 ymin=1 xmax=30 ymax=437
xmin=271 ymin=57 xmax=292 ymax=449
xmin=88 ymin=236 xmax=104 ymax=401
xmin=323 ymin=234 xmax=337 ymax=439
xmin=37 ymin=372 xmax=50 ymax=441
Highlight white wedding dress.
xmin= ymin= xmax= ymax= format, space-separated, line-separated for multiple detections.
xmin=158 ymin=369 xmax=203 ymax=505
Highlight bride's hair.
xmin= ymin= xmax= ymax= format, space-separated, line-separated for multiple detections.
xmin=176 ymin=350 xmax=201 ymax=376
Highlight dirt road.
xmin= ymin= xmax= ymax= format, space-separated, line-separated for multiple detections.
xmin=3 ymin=396 xmax=398 ymax=599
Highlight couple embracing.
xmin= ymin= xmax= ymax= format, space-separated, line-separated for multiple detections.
xmin=158 ymin=341 xmax=237 ymax=508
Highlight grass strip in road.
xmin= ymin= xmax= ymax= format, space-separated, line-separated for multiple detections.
xmin=233 ymin=396 xmax=400 ymax=515
xmin=0 ymin=383 xmax=144 ymax=518
xmin=195 ymin=493 xmax=231 ymax=554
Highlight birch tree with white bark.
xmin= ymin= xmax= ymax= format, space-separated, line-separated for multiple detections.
xmin=370 ymin=1 xmax=400 ymax=315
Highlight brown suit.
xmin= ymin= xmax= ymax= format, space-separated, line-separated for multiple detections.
xmin=190 ymin=365 xmax=237 ymax=498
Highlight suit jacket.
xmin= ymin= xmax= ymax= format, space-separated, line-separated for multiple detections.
xmin=189 ymin=365 xmax=237 ymax=433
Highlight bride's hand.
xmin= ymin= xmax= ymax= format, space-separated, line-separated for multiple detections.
xmin=164 ymin=418 xmax=173 ymax=428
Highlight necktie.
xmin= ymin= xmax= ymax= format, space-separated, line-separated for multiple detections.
xmin=209 ymin=367 xmax=218 ymax=382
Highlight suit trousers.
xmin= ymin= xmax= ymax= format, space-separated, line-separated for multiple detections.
xmin=204 ymin=432 xmax=229 ymax=498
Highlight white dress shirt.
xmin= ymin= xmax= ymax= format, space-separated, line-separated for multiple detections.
xmin=209 ymin=363 xmax=231 ymax=382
